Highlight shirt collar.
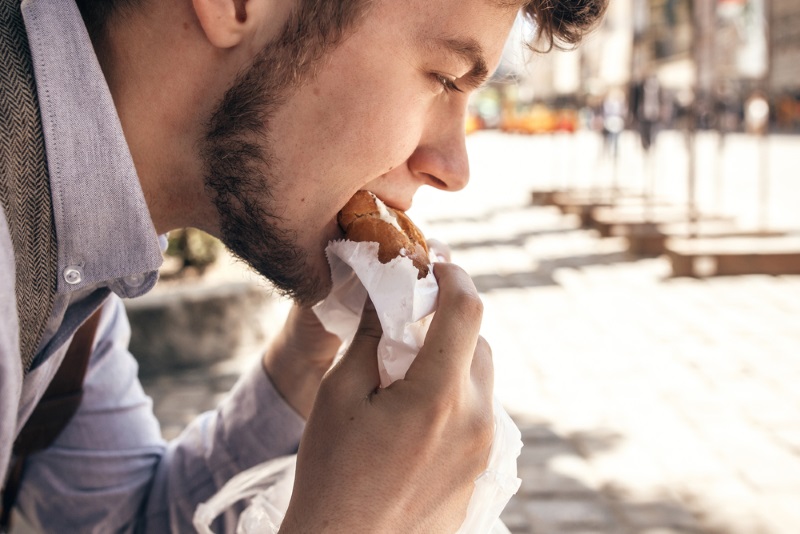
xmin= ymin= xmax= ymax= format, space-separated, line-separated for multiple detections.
xmin=22 ymin=0 xmax=162 ymax=299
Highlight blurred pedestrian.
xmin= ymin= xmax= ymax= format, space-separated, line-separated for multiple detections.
xmin=745 ymin=90 xmax=770 ymax=135
xmin=632 ymin=76 xmax=662 ymax=152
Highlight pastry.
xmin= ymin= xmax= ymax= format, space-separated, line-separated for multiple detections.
xmin=338 ymin=191 xmax=430 ymax=278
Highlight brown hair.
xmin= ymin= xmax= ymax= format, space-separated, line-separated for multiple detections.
xmin=521 ymin=0 xmax=609 ymax=52
xmin=77 ymin=0 xmax=607 ymax=51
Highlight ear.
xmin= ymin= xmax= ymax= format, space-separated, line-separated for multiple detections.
xmin=192 ymin=0 xmax=249 ymax=48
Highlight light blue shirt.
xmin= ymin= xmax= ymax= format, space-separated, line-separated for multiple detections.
xmin=0 ymin=0 xmax=305 ymax=531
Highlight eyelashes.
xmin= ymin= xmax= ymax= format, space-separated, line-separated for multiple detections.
xmin=433 ymin=73 xmax=464 ymax=94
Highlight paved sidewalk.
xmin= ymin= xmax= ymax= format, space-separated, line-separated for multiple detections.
xmin=428 ymin=204 xmax=800 ymax=534
xmin=139 ymin=131 xmax=800 ymax=533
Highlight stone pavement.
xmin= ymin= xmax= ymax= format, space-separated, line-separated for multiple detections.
xmin=427 ymin=204 xmax=800 ymax=534
xmin=136 ymin=131 xmax=800 ymax=533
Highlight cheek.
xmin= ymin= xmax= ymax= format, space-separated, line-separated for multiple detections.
xmin=279 ymin=69 xmax=426 ymax=184
xmin=326 ymin=85 xmax=423 ymax=171
xmin=267 ymin=53 xmax=431 ymax=244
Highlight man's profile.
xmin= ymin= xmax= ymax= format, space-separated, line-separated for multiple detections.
xmin=0 ymin=0 xmax=606 ymax=531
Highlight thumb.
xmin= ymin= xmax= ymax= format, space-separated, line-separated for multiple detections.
xmin=331 ymin=297 xmax=382 ymax=391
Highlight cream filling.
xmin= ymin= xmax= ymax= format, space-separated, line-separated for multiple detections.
xmin=369 ymin=192 xmax=403 ymax=233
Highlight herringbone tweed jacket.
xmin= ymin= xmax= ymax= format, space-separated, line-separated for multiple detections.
xmin=0 ymin=0 xmax=59 ymax=374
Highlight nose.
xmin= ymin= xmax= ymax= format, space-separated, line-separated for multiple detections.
xmin=365 ymin=105 xmax=471 ymax=211
xmin=408 ymin=107 xmax=470 ymax=193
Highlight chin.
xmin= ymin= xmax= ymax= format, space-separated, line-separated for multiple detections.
xmin=282 ymin=250 xmax=334 ymax=307
xmin=293 ymin=221 xmax=344 ymax=305
xmin=244 ymin=218 xmax=342 ymax=307
xmin=305 ymin=267 xmax=335 ymax=306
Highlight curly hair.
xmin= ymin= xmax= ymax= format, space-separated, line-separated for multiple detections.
xmin=77 ymin=0 xmax=607 ymax=53
xmin=521 ymin=0 xmax=609 ymax=52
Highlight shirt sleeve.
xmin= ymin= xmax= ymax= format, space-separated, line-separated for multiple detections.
xmin=16 ymin=294 xmax=305 ymax=533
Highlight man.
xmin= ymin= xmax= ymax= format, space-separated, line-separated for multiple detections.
xmin=1 ymin=0 xmax=605 ymax=531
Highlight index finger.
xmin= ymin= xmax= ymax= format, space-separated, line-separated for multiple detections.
xmin=404 ymin=262 xmax=483 ymax=384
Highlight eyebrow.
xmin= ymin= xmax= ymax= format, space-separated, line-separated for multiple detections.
xmin=423 ymin=36 xmax=491 ymax=90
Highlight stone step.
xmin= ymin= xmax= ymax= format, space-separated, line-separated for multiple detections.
xmin=590 ymin=207 xmax=733 ymax=238
xmin=623 ymin=222 xmax=788 ymax=257
xmin=548 ymin=192 xmax=673 ymax=229
xmin=666 ymin=235 xmax=800 ymax=277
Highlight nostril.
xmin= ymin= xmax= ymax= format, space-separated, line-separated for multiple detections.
xmin=426 ymin=174 xmax=447 ymax=189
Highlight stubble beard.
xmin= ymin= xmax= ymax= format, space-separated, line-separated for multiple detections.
xmin=201 ymin=3 xmax=370 ymax=306
xmin=203 ymin=62 xmax=325 ymax=306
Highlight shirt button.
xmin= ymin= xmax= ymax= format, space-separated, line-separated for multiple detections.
xmin=124 ymin=273 xmax=145 ymax=287
xmin=63 ymin=266 xmax=82 ymax=285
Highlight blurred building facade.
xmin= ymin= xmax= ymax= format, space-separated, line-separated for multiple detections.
xmin=771 ymin=0 xmax=800 ymax=129
xmin=770 ymin=0 xmax=800 ymax=93
xmin=480 ymin=0 xmax=800 ymax=133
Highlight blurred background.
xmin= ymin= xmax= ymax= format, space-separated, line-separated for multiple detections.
xmin=44 ymin=1 xmax=798 ymax=533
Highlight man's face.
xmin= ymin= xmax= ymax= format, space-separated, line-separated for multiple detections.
xmin=205 ymin=0 xmax=517 ymax=305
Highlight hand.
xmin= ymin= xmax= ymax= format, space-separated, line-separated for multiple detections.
xmin=262 ymin=304 xmax=343 ymax=419
xmin=281 ymin=263 xmax=494 ymax=533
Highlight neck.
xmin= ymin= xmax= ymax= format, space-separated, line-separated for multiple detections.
xmin=94 ymin=6 xmax=236 ymax=236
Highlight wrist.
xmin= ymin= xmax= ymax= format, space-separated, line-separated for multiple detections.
xmin=262 ymin=331 xmax=338 ymax=420
xmin=261 ymin=305 xmax=342 ymax=419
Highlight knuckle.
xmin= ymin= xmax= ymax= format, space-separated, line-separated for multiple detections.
xmin=420 ymin=390 xmax=458 ymax=422
xmin=455 ymin=291 xmax=484 ymax=321
xmin=408 ymin=386 xmax=461 ymax=430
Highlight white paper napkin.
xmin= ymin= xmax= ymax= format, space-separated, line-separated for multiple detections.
xmin=313 ymin=239 xmax=522 ymax=533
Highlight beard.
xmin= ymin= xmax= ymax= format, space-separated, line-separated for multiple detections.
xmin=204 ymin=132 xmax=324 ymax=305
xmin=201 ymin=1 xmax=370 ymax=306
xmin=203 ymin=73 xmax=324 ymax=306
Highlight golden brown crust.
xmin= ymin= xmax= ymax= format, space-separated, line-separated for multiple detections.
xmin=337 ymin=190 xmax=379 ymax=230
xmin=338 ymin=191 xmax=430 ymax=278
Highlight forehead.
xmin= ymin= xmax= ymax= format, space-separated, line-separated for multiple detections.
xmin=365 ymin=0 xmax=519 ymax=67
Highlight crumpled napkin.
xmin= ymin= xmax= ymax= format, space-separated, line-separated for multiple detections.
xmin=313 ymin=239 xmax=522 ymax=533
